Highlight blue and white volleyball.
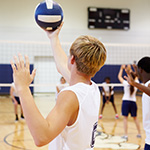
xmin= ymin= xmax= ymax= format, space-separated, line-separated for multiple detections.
xmin=35 ymin=0 xmax=63 ymax=30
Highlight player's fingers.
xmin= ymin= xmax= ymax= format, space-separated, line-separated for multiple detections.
xmin=125 ymin=67 xmax=133 ymax=79
xmin=25 ymin=55 xmax=30 ymax=70
xmin=44 ymin=22 xmax=63 ymax=36
xmin=56 ymin=22 xmax=64 ymax=33
xmin=122 ymin=64 xmax=126 ymax=69
xmin=58 ymin=22 xmax=64 ymax=29
xmin=10 ymin=60 xmax=16 ymax=73
xmin=127 ymin=64 xmax=132 ymax=71
xmin=125 ymin=66 xmax=130 ymax=74
xmin=124 ymin=75 xmax=128 ymax=80
xmin=18 ymin=53 xmax=25 ymax=68
xmin=31 ymin=69 xmax=36 ymax=80
xmin=133 ymin=64 xmax=138 ymax=73
xmin=14 ymin=56 xmax=20 ymax=70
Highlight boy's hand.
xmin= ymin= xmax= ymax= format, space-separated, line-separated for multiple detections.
xmin=45 ymin=22 xmax=64 ymax=40
xmin=11 ymin=54 xmax=36 ymax=92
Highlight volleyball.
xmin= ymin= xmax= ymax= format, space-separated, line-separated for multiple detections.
xmin=34 ymin=0 xmax=63 ymax=30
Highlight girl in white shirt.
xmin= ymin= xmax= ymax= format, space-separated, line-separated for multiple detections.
xmin=10 ymin=82 xmax=24 ymax=122
xmin=99 ymin=77 xmax=118 ymax=119
xmin=118 ymin=65 xmax=141 ymax=140
xmin=55 ymin=76 xmax=68 ymax=99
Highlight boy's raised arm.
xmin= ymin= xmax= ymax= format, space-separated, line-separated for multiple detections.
xmin=11 ymin=54 xmax=77 ymax=147
xmin=45 ymin=23 xmax=70 ymax=83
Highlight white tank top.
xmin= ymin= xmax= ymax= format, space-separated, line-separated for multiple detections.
xmin=142 ymin=80 xmax=150 ymax=145
xmin=12 ymin=82 xmax=19 ymax=97
xmin=102 ymin=82 xmax=114 ymax=96
xmin=49 ymin=81 xmax=100 ymax=150
xmin=122 ymin=80 xmax=138 ymax=102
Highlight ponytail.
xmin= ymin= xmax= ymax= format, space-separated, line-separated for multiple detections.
xmin=130 ymin=85 xmax=134 ymax=95
xmin=129 ymin=72 xmax=136 ymax=96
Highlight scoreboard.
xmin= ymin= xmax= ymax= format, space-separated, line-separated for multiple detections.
xmin=88 ymin=7 xmax=130 ymax=30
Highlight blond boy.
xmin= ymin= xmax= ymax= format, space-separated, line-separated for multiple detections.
xmin=11 ymin=24 xmax=106 ymax=150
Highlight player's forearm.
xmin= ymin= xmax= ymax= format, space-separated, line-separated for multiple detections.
xmin=118 ymin=68 xmax=124 ymax=83
xmin=50 ymin=37 xmax=70 ymax=83
xmin=133 ymin=82 xmax=150 ymax=96
xmin=18 ymin=87 xmax=52 ymax=146
xmin=118 ymin=68 xmax=123 ymax=78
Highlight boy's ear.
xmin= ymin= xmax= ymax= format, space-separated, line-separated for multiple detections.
xmin=70 ymin=55 xmax=75 ymax=64
xmin=138 ymin=68 xmax=144 ymax=74
xmin=138 ymin=67 xmax=143 ymax=74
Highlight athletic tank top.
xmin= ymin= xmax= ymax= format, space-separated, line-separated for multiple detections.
xmin=12 ymin=82 xmax=19 ymax=97
xmin=122 ymin=80 xmax=138 ymax=102
xmin=142 ymin=80 xmax=150 ymax=145
xmin=102 ymin=82 xmax=114 ymax=96
xmin=48 ymin=81 xmax=100 ymax=150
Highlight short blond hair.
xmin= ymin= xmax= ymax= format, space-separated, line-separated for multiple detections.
xmin=70 ymin=35 xmax=106 ymax=76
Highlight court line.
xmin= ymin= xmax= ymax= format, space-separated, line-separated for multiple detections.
xmin=3 ymin=128 xmax=33 ymax=150
xmin=0 ymin=111 xmax=14 ymax=114
xmin=95 ymin=130 xmax=141 ymax=149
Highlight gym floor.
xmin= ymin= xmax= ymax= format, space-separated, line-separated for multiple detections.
xmin=0 ymin=93 xmax=145 ymax=150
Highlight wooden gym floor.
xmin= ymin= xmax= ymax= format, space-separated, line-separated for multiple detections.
xmin=0 ymin=92 xmax=145 ymax=150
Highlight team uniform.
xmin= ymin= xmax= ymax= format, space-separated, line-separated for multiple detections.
xmin=142 ymin=80 xmax=150 ymax=149
xmin=11 ymin=83 xmax=21 ymax=105
xmin=102 ymin=82 xmax=114 ymax=104
xmin=49 ymin=81 xmax=100 ymax=150
xmin=122 ymin=80 xmax=139 ymax=117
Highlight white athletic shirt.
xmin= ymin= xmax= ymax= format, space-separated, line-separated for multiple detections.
xmin=122 ymin=80 xmax=139 ymax=102
xmin=11 ymin=82 xmax=19 ymax=97
xmin=102 ymin=82 xmax=114 ymax=96
xmin=142 ymin=80 xmax=150 ymax=145
xmin=49 ymin=81 xmax=100 ymax=150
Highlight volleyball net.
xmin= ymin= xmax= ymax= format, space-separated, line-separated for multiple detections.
xmin=0 ymin=40 xmax=149 ymax=94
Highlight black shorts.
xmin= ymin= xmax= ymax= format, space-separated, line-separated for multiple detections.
xmin=145 ymin=144 xmax=150 ymax=150
xmin=122 ymin=100 xmax=137 ymax=117
xmin=12 ymin=96 xmax=21 ymax=105
xmin=103 ymin=95 xmax=114 ymax=104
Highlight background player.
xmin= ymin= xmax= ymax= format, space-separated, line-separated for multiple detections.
xmin=125 ymin=57 xmax=150 ymax=150
xmin=11 ymin=23 xmax=107 ymax=149
xmin=55 ymin=76 xmax=68 ymax=99
xmin=118 ymin=65 xmax=141 ymax=140
xmin=10 ymin=82 xmax=24 ymax=122
xmin=99 ymin=77 xmax=119 ymax=119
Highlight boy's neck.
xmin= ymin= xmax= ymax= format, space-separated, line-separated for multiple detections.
xmin=69 ymin=70 xmax=91 ymax=86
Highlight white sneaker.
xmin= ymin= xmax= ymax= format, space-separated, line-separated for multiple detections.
xmin=121 ymin=135 xmax=128 ymax=141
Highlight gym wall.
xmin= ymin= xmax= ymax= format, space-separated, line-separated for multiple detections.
xmin=0 ymin=0 xmax=150 ymax=43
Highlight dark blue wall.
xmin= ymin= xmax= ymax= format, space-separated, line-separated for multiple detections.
xmin=0 ymin=64 xmax=34 ymax=94
xmin=0 ymin=64 xmax=127 ymax=94
xmin=92 ymin=65 xmax=126 ymax=92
